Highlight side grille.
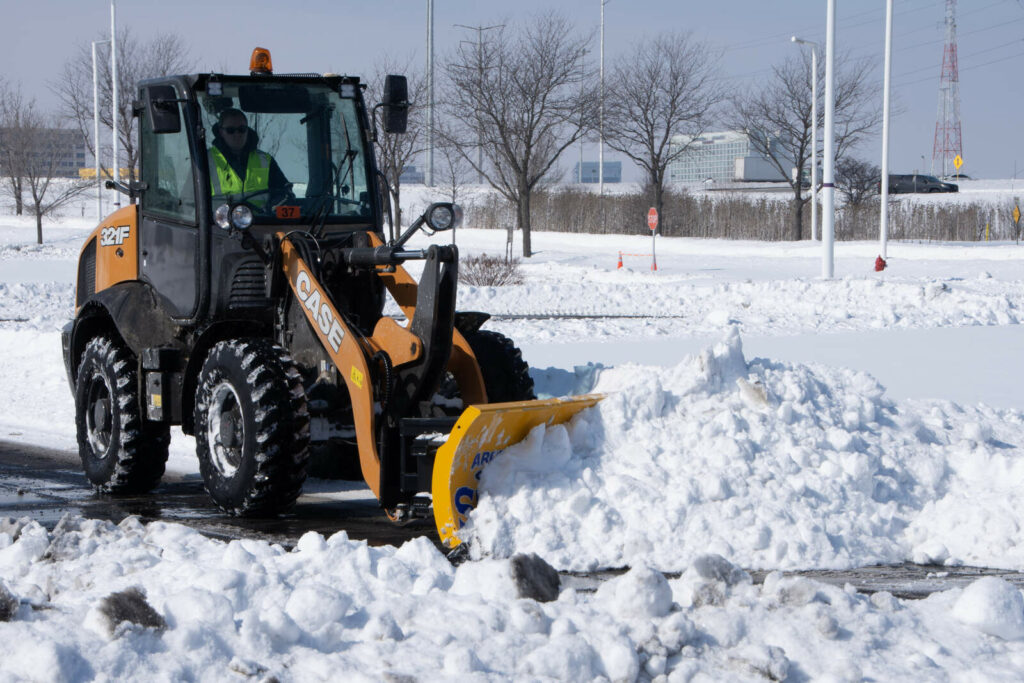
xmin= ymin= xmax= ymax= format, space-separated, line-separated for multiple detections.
xmin=229 ymin=260 xmax=267 ymax=308
xmin=77 ymin=238 xmax=96 ymax=307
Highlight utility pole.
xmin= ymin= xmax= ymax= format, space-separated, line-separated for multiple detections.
xmin=455 ymin=23 xmax=503 ymax=185
xmin=932 ymin=0 xmax=962 ymax=178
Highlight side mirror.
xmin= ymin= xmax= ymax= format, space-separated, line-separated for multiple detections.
xmin=381 ymin=75 xmax=408 ymax=134
xmin=145 ymin=85 xmax=181 ymax=134
xmin=394 ymin=202 xmax=462 ymax=248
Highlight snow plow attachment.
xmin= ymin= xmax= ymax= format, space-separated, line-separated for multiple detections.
xmin=431 ymin=394 xmax=604 ymax=549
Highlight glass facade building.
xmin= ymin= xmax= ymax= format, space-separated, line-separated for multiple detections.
xmin=668 ymin=131 xmax=789 ymax=183
xmin=573 ymin=161 xmax=622 ymax=183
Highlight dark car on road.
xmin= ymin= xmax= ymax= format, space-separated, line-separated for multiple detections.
xmin=886 ymin=174 xmax=959 ymax=194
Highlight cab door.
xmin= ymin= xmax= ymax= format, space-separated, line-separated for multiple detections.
xmin=138 ymin=86 xmax=200 ymax=318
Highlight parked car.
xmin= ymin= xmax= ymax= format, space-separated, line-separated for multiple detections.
xmin=886 ymin=174 xmax=959 ymax=194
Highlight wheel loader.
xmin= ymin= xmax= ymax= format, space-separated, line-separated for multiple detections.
xmin=60 ymin=48 xmax=600 ymax=549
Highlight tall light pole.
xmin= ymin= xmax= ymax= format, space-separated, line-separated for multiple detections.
xmin=455 ymin=23 xmax=503 ymax=185
xmin=791 ymin=36 xmax=818 ymax=242
xmin=599 ymin=0 xmax=608 ymax=226
xmin=426 ymin=0 xmax=434 ymax=187
xmin=879 ymin=0 xmax=895 ymax=263
xmin=111 ymin=0 xmax=119 ymax=207
xmin=91 ymin=39 xmax=110 ymax=220
xmin=822 ymin=0 xmax=836 ymax=278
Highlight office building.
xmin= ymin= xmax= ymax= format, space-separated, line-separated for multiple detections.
xmin=668 ymin=131 xmax=790 ymax=183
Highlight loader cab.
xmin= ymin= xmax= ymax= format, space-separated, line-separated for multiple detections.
xmin=136 ymin=70 xmax=381 ymax=322
xmin=195 ymin=76 xmax=376 ymax=227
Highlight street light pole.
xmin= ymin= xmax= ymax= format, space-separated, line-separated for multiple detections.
xmin=111 ymin=0 xmax=119 ymax=207
xmin=791 ymin=36 xmax=818 ymax=242
xmin=455 ymin=23 xmax=503 ymax=185
xmin=426 ymin=0 xmax=434 ymax=187
xmin=599 ymin=0 xmax=608 ymax=228
xmin=879 ymin=0 xmax=895 ymax=262
xmin=91 ymin=40 xmax=109 ymax=221
xmin=822 ymin=0 xmax=837 ymax=278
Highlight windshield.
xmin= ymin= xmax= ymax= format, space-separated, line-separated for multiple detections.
xmin=198 ymin=79 xmax=373 ymax=224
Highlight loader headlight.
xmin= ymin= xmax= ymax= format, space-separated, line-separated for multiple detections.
xmin=214 ymin=203 xmax=254 ymax=231
xmin=215 ymin=203 xmax=231 ymax=229
xmin=231 ymin=204 xmax=253 ymax=229
xmin=424 ymin=202 xmax=462 ymax=232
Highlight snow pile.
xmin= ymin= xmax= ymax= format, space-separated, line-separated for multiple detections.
xmin=3 ymin=515 xmax=1024 ymax=681
xmin=466 ymin=329 xmax=1024 ymax=572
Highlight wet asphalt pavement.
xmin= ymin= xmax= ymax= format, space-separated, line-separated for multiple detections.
xmin=0 ymin=439 xmax=439 ymax=550
xmin=3 ymin=438 xmax=1024 ymax=599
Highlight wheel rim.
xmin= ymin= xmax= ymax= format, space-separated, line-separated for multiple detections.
xmin=206 ymin=381 xmax=245 ymax=477
xmin=85 ymin=370 xmax=113 ymax=456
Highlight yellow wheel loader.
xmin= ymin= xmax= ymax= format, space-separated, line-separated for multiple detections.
xmin=61 ymin=49 xmax=599 ymax=550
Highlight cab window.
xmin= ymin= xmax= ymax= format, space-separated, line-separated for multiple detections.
xmin=140 ymin=96 xmax=197 ymax=224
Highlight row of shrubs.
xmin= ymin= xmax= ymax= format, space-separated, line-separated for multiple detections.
xmin=464 ymin=187 xmax=1022 ymax=242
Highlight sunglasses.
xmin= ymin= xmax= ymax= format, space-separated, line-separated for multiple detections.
xmin=222 ymin=125 xmax=247 ymax=135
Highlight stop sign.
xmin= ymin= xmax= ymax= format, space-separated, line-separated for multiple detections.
xmin=647 ymin=207 xmax=658 ymax=231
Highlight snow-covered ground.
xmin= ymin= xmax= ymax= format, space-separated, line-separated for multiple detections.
xmin=4 ymin=189 xmax=1024 ymax=679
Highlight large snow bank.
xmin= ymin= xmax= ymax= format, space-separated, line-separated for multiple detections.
xmin=3 ymin=515 xmax=1024 ymax=681
xmin=466 ymin=329 xmax=1024 ymax=572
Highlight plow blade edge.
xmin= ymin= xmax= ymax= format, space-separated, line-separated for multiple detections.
xmin=431 ymin=394 xmax=604 ymax=549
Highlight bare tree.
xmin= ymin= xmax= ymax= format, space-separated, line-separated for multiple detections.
xmin=729 ymin=51 xmax=880 ymax=240
xmin=604 ymin=33 xmax=722 ymax=231
xmin=0 ymin=83 xmax=88 ymax=243
xmin=51 ymin=29 xmax=193 ymax=182
xmin=435 ymin=135 xmax=472 ymax=205
xmin=442 ymin=12 xmax=594 ymax=257
xmin=367 ymin=61 xmax=426 ymax=231
xmin=836 ymin=157 xmax=880 ymax=207
xmin=0 ymin=79 xmax=27 ymax=215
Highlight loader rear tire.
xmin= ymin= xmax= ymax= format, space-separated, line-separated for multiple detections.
xmin=464 ymin=330 xmax=536 ymax=402
xmin=194 ymin=339 xmax=310 ymax=516
xmin=75 ymin=336 xmax=170 ymax=493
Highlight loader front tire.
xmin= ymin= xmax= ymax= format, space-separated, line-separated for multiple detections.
xmin=75 ymin=336 xmax=170 ymax=493
xmin=464 ymin=330 xmax=536 ymax=402
xmin=194 ymin=339 xmax=310 ymax=516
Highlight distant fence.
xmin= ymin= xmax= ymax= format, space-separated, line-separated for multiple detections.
xmin=465 ymin=187 xmax=1020 ymax=242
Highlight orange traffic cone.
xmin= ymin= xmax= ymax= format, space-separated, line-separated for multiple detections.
xmin=617 ymin=252 xmax=623 ymax=269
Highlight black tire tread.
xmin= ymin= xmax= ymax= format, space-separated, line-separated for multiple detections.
xmin=195 ymin=339 xmax=310 ymax=516
xmin=465 ymin=330 xmax=535 ymax=403
xmin=75 ymin=336 xmax=170 ymax=494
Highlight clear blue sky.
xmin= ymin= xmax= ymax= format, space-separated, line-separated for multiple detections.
xmin=7 ymin=0 xmax=1024 ymax=180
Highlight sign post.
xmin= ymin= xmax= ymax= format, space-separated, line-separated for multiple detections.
xmin=647 ymin=207 xmax=658 ymax=272
xmin=1013 ymin=199 xmax=1020 ymax=244
xmin=954 ymin=154 xmax=963 ymax=182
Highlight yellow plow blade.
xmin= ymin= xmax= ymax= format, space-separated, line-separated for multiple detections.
xmin=431 ymin=394 xmax=604 ymax=549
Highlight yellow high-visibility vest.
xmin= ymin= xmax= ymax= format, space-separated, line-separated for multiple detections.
xmin=209 ymin=148 xmax=271 ymax=204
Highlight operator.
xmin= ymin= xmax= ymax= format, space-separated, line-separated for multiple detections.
xmin=208 ymin=108 xmax=291 ymax=208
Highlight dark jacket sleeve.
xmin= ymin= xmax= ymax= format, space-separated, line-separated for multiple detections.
xmin=269 ymin=159 xmax=290 ymax=191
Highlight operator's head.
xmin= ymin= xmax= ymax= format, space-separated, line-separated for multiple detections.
xmin=218 ymin=108 xmax=249 ymax=155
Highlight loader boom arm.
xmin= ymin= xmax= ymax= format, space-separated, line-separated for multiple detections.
xmin=280 ymin=237 xmax=384 ymax=497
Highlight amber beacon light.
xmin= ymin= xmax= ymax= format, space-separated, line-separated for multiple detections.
xmin=249 ymin=48 xmax=273 ymax=75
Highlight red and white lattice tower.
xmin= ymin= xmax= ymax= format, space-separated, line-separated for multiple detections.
xmin=932 ymin=0 xmax=962 ymax=177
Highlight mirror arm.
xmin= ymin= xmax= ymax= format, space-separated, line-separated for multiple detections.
xmin=369 ymin=103 xmax=382 ymax=143
xmin=104 ymin=179 xmax=147 ymax=201
xmin=394 ymin=215 xmax=427 ymax=249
